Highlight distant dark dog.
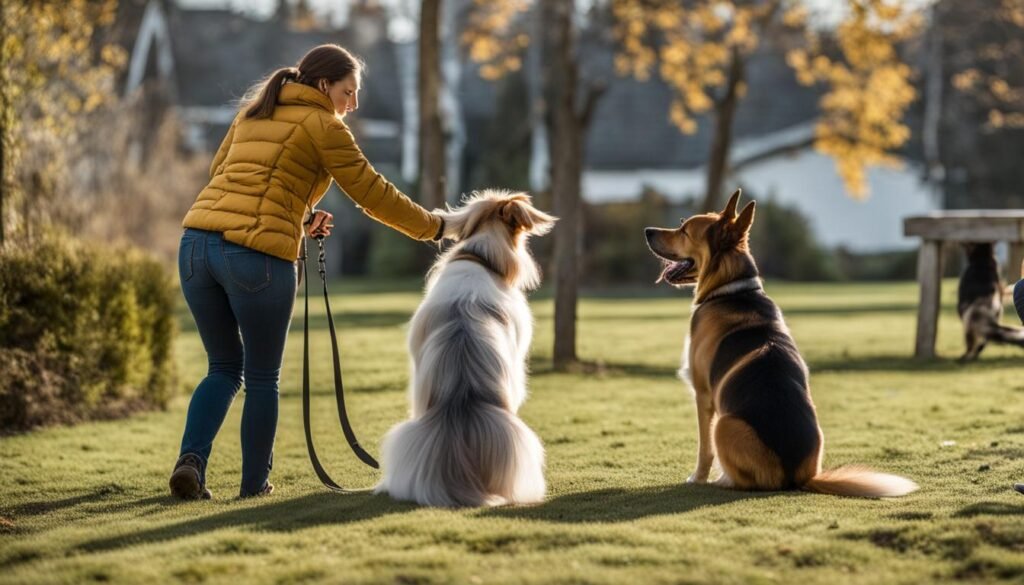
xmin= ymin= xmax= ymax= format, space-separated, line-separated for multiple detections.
xmin=957 ymin=243 xmax=1024 ymax=362
xmin=645 ymin=189 xmax=917 ymax=497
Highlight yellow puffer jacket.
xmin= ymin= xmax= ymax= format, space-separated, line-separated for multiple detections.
xmin=182 ymin=83 xmax=441 ymax=261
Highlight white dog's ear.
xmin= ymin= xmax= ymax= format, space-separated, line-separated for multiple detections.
xmin=500 ymin=196 xmax=557 ymax=236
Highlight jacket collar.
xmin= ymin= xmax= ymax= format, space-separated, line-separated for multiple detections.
xmin=278 ymin=82 xmax=335 ymax=113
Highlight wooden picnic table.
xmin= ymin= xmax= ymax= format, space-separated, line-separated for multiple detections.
xmin=903 ymin=211 xmax=1024 ymax=359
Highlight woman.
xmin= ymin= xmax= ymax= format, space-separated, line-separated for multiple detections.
xmin=170 ymin=44 xmax=448 ymax=499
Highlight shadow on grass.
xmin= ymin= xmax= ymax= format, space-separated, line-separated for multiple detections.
xmin=6 ymin=484 xmax=128 ymax=517
xmin=480 ymin=483 xmax=787 ymax=523
xmin=809 ymin=354 xmax=1024 ymax=373
xmin=953 ymin=502 xmax=1024 ymax=517
xmin=288 ymin=381 xmax=403 ymax=397
xmin=577 ymin=303 xmax=922 ymax=322
xmin=77 ymin=491 xmax=412 ymax=554
xmin=529 ymin=358 xmax=677 ymax=380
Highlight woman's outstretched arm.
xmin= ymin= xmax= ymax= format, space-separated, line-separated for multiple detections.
xmin=306 ymin=112 xmax=442 ymax=240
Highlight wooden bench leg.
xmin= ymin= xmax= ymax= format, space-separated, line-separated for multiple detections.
xmin=915 ymin=240 xmax=943 ymax=359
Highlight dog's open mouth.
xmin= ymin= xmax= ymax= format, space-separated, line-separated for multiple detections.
xmin=657 ymin=258 xmax=696 ymax=285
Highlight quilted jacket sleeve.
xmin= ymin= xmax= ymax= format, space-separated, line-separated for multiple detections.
xmin=307 ymin=112 xmax=441 ymax=241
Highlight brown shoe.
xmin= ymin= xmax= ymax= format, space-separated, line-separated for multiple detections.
xmin=169 ymin=453 xmax=212 ymax=500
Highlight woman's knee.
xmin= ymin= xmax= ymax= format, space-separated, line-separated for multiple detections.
xmin=242 ymin=368 xmax=281 ymax=396
xmin=208 ymin=359 xmax=244 ymax=391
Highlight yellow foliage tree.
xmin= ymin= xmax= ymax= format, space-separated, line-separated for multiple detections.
xmin=461 ymin=0 xmax=532 ymax=81
xmin=0 ymin=0 xmax=126 ymax=244
xmin=613 ymin=0 xmax=920 ymax=203
xmin=788 ymin=0 xmax=920 ymax=198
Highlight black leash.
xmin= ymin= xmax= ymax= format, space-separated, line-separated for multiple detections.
xmin=300 ymin=232 xmax=379 ymax=493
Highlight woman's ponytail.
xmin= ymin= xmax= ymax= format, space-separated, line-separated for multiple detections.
xmin=243 ymin=66 xmax=300 ymax=119
xmin=240 ymin=45 xmax=363 ymax=120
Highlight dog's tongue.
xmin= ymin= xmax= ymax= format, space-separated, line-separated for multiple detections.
xmin=660 ymin=259 xmax=694 ymax=283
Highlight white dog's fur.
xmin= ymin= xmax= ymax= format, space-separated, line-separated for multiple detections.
xmin=375 ymin=190 xmax=556 ymax=507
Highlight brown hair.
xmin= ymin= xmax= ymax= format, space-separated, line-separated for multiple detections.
xmin=243 ymin=44 xmax=364 ymax=119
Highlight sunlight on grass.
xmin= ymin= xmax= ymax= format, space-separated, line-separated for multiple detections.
xmin=2 ymin=279 xmax=1023 ymax=584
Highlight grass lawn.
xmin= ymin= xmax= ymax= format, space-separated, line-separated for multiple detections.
xmin=2 ymin=278 xmax=1024 ymax=584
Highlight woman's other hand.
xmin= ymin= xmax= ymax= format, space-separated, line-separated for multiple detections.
xmin=305 ymin=210 xmax=334 ymax=239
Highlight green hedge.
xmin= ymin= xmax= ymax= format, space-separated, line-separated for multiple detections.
xmin=0 ymin=233 xmax=177 ymax=433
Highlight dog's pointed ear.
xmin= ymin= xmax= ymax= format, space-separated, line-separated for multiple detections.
xmin=734 ymin=200 xmax=755 ymax=234
xmin=721 ymin=189 xmax=742 ymax=219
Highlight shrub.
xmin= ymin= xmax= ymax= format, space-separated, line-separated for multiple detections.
xmin=366 ymin=223 xmax=435 ymax=279
xmin=0 ymin=231 xmax=177 ymax=433
xmin=581 ymin=187 xmax=672 ymax=285
xmin=578 ymin=189 xmax=842 ymax=284
xmin=834 ymin=247 xmax=919 ymax=281
xmin=748 ymin=197 xmax=842 ymax=282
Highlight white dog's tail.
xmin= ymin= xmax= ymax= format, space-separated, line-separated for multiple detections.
xmin=377 ymin=402 xmax=545 ymax=507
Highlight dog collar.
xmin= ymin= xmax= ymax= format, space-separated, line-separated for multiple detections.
xmin=695 ymin=277 xmax=763 ymax=307
xmin=451 ymin=250 xmax=502 ymax=277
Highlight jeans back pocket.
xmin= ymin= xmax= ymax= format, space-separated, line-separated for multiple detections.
xmin=222 ymin=243 xmax=272 ymax=293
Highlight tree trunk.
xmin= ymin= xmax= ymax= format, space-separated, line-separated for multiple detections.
xmin=0 ymin=127 xmax=5 ymax=246
xmin=418 ymin=0 xmax=446 ymax=212
xmin=701 ymin=47 xmax=745 ymax=213
xmin=544 ymin=0 xmax=582 ymax=370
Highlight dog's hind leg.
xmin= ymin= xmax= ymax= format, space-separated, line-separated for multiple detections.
xmin=960 ymin=332 xmax=985 ymax=362
xmin=712 ymin=467 xmax=736 ymax=488
xmin=714 ymin=415 xmax=786 ymax=491
xmin=959 ymin=308 xmax=984 ymax=361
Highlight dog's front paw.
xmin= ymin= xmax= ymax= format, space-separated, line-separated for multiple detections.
xmin=686 ymin=472 xmax=708 ymax=484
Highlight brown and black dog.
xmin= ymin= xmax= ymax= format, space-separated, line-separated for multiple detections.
xmin=645 ymin=189 xmax=917 ymax=497
xmin=957 ymin=242 xmax=1024 ymax=362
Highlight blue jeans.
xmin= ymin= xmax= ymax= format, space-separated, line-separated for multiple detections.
xmin=177 ymin=228 xmax=297 ymax=495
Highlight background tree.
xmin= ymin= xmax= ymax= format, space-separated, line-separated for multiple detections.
xmin=419 ymin=0 xmax=447 ymax=212
xmin=932 ymin=0 xmax=1024 ymax=208
xmin=464 ymin=0 xmax=605 ymax=369
xmin=612 ymin=0 xmax=919 ymax=207
xmin=613 ymin=0 xmax=796 ymax=211
xmin=0 ymin=0 xmax=126 ymax=245
xmin=787 ymin=0 xmax=920 ymax=198
xmin=947 ymin=0 xmax=1024 ymax=130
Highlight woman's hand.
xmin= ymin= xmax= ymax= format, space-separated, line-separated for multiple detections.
xmin=305 ymin=210 xmax=334 ymax=239
xmin=432 ymin=211 xmax=460 ymax=241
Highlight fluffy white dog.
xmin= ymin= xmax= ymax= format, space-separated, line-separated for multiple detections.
xmin=376 ymin=190 xmax=556 ymax=507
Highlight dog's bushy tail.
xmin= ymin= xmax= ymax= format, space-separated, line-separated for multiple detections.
xmin=377 ymin=403 xmax=545 ymax=507
xmin=802 ymin=465 xmax=918 ymax=498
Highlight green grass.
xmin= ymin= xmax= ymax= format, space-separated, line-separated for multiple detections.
xmin=2 ymin=279 xmax=1024 ymax=584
